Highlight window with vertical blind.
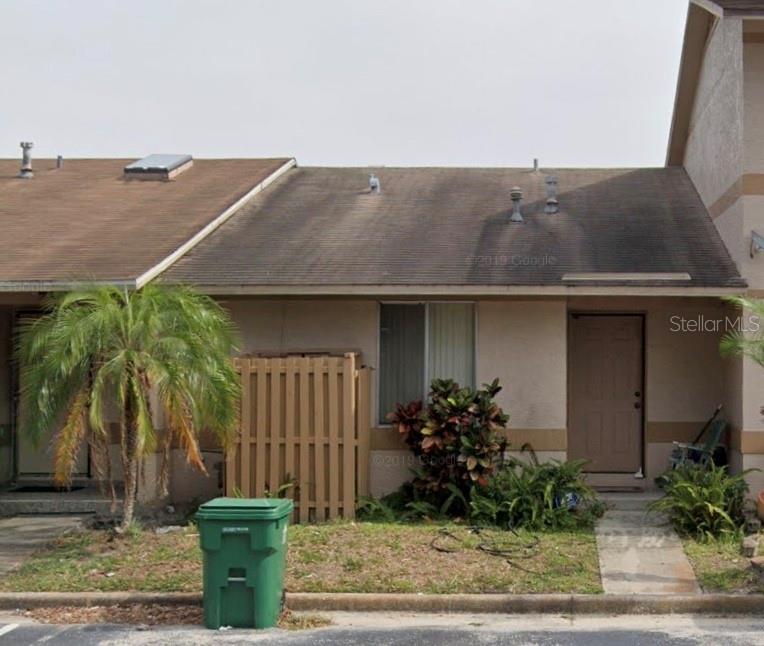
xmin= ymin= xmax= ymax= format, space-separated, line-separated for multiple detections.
xmin=378 ymin=302 xmax=475 ymax=423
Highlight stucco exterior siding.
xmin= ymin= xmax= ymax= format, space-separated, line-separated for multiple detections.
xmin=224 ymin=296 xmax=379 ymax=420
xmin=476 ymin=300 xmax=567 ymax=432
xmin=714 ymin=199 xmax=746 ymax=271
xmin=684 ymin=17 xmax=744 ymax=210
xmin=744 ymin=40 xmax=764 ymax=174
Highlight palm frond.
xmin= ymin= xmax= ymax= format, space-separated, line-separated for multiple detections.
xmin=52 ymin=388 xmax=89 ymax=487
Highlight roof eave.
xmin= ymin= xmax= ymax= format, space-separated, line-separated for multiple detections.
xmin=666 ymin=2 xmax=719 ymax=166
xmin=174 ymin=283 xmax=748 ymax=298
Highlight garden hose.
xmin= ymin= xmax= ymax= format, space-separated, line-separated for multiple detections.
xmin=430 ymin=525 xmax=542 ymax=574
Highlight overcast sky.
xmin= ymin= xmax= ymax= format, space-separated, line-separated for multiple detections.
xmin=0 ymin=0 xmax=687 ymax=167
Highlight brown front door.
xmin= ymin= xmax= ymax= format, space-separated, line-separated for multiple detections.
xmin=569 ymin=314 xmax=643 ymax=473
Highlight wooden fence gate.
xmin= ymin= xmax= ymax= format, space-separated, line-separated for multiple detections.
xmin=226 ymin=352 xmax=371 ymax=521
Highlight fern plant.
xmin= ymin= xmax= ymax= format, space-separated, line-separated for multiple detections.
xmin=649 ymin=463 xmax=751 ymax=541
xmin=469 ymin=458 xmax=601 ymax=530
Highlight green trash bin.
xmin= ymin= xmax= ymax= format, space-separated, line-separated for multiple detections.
xmin=196 ymin=497 xmax=293 ymax=629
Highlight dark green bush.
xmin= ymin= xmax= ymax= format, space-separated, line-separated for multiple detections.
xmin=469 ymin=458 xmax=603 ymax=530
xmin=649 ymin=464 xmax=752 ymax=540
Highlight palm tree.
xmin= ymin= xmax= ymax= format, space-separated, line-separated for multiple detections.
xmin=720 ymin=295 xmax=764 ymax=366
xmin=16 ymin=284 xmax=240 ymax=530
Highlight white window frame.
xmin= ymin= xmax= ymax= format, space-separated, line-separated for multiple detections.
xmin=376 ymin=300 xmax=478 ymax=425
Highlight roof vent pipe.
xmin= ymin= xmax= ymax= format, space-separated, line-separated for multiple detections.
xmin=509 ymin=186 xmax=524 ymax=222
xmin=19 ymin=142 xmax=33 ymax=179
xmin=369 ymin=173 xmax=381 ymax=194
xmin=533 ymin=158 xmax=539 ymax=172
xmin=545 ymin=176 xmax=559 ymax=214
xmin=56 ymin=155 xmax=63 ymax=169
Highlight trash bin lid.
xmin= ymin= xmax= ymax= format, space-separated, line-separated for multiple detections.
xmin=196 ymin=497 xmax=294 ymax=521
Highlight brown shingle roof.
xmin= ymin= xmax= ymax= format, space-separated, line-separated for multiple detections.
xmin=163 ymin=166 xmax=744 ymax=290
xmin=0 ymin=157 xmax=290 ymax=286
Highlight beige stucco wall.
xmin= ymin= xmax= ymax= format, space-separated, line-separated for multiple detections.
xmin=744 ymin=36 xmax=764 ymax=174
xmin=684 ymin=17 xmax=744 ymax=211
xmin=225 ymin=297 xmax=378 ymax=416
xmin=477 ymin=300 xmax=567 ymax=431
xmin=741 ymin=33 xmax=764 ymax=285
xmin=715 ymin=199 xmax=746 ymax=271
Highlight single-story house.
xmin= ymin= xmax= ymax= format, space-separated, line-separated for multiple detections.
xmin=3 ymin=0 xmax=764 ymax=511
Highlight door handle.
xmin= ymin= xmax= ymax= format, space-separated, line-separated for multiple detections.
xmin=634 ymin=402 xmax=641 ymax=409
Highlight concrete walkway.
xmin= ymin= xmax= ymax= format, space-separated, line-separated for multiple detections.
xmin=595 ymin=493 xmax=700 ymax=595
xmin=0 ymin=516 xmax=84 ymax=576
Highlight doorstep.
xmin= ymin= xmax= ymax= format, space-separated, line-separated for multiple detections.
xmin=0 ymin=485 xmax=118 ymax=516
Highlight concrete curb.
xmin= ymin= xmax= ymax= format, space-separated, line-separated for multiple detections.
xmin=2 ymin=592 xmax=764 ymax=615
xmin=0 ymin=592 xmax=201 ymax=609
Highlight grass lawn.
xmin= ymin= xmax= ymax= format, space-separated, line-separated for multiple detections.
xmin=683 ymin=538 xmax=764 ymax=594
xmin=0 ymin=521 xmax=601 ymax=594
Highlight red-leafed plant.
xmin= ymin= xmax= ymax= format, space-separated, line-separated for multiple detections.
xmin=387 ymin=378 xmax=509 ymax=505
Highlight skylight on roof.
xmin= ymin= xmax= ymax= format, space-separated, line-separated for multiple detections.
xmin=124 ymin=154 xmax=193 ymax=181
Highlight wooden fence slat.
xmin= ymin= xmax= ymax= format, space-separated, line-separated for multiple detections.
xmin=342 ymin=354 xmax=356 ymax=518
xmin=226 ymin=363 xmax=240 ymax=496
xmin=240 ymin=358 xmax=252 ymax=497
xmin=298 ymin=357 xmax=311 ymax=522
xmin=285 ymin=357 xmax=296 ymax=485
xmin=356 ymin=367 xmax=371 ymax=498
xmin=327 ymin=358 xmax=340 ymax=519
xmin=254 ymin=358 xmax=268 ymax=497
xmin=313 ymin=357 xmax=326 ymax=521
xmin=269 ymin=358 xmax=282 ymax=496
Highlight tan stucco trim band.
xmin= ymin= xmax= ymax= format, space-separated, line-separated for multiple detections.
xmin=645 ymin=421 xmax=708 ymax=444
xmin=741 ymin=431 xmax=764 ymax=455
xmin=709 ymin=177 xmax=743 ymax=219
xmin=709 ymin=174 xmax=764 ymax=219
xmin=370 ymin=427 xmax=567 ymax=451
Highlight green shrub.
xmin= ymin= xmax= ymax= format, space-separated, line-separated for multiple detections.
xmin=649 ymin=464 xmax=751 ymax=541
xmin=387 ymin=378 xmax=509 ymax=512
xmin=469 ymin=458 xmax=602 ymax=530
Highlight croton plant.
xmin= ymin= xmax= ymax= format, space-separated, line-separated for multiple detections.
xmin=387 ymin=378 xmax=509 ymax=497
